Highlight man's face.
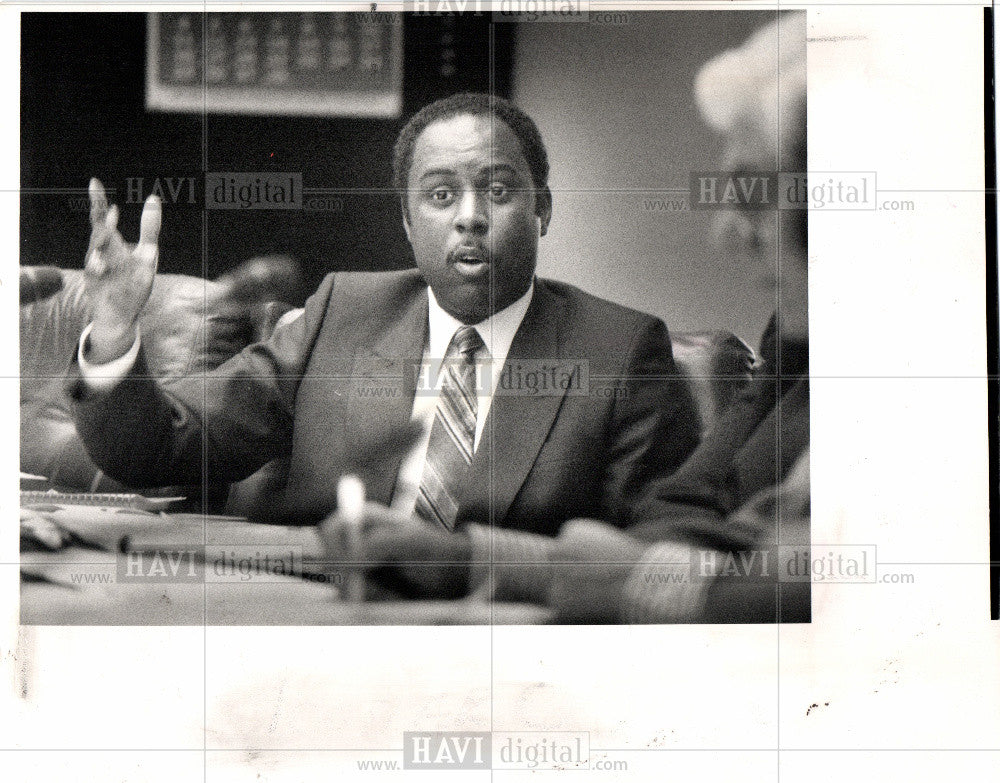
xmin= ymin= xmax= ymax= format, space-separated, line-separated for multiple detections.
xmin=403 ymin=113 xmax=551 ymax=324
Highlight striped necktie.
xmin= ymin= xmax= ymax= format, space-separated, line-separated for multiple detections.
xmin=414 ymin=325 xmax=485 ymax=530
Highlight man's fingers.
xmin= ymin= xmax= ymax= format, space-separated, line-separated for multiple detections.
xmin=133 ymin=237 xmax=159 ymax=278
xmin=359 ymin=501 xmax=412 ymax=532
xmin=85 ymin=248 xmax=108 ymax=278
xmin=87 ymin=204 xmax=125 ymax=276
xmin=85 ymin=230 xmax=122 ymax=279
xmin=361 ymin=529 xmax=407 ymax=562
xmin=88 ymin=178 xmax=108 ymax=226
xmin=138 ymin=194 xmax=162 ymax=248
xmin=133 ymin=197 xmax=161 ymax=282
xmin=83 ymin=187 xmax=159 ymax=290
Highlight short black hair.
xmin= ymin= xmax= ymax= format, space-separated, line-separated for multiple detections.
xmin=391 ymin=92 xmax=550 ymax=208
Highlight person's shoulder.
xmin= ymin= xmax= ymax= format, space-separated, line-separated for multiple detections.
xmin=324 ymin=268 xmax=424 ymax=292
xmin=534 ymin=278 xmax=670 ymax=364
xmin=314 ymin=268 xmax=425 ymax=305
xmin=536 ymin=277 xmax=664 ymax=334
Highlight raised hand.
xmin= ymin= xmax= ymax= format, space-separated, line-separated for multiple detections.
xmin=83 ymin=178 xmax=161 ymax=363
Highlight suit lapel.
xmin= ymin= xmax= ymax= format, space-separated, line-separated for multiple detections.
xmin=459 ymin=281 xmax=568 ymax=525
xmin=346 ymin=289 xmax=428 ymax=504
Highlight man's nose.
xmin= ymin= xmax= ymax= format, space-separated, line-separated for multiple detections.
xmin=452 ymin=189 xmax=489 ymax=234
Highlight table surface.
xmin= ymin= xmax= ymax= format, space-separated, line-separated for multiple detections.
xmin=20 ymin=507 xmax=554 ymax=625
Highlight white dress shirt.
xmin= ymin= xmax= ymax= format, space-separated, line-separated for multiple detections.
xmin=391 ymin=281 xmax=534 ymax=515
xmin=77 ymin=323 xmax=142 ymax=392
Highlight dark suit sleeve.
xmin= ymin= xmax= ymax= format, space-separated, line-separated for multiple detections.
xmin=66 ymin=274 xmax=337 ymax=488
xmin=626 ymin=370 xmax=786 ymax=551
xmin=599 ymin=316 xmax=701 ymax=525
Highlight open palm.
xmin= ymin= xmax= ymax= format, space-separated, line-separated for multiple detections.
xmin=83 ymin=178 xmax=161 ymax=361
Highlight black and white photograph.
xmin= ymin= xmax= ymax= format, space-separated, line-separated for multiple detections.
xmin=18 ymin=9 xmax=810 ymax=626
xmin=4 ymin=2 xmax=998 ymax=781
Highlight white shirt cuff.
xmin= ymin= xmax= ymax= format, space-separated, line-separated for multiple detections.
xmin=78 ymin=322 xmax=141 ymax=393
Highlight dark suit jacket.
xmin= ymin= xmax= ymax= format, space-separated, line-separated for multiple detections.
xmin=69 ymin=270 xmax=699 ymax=535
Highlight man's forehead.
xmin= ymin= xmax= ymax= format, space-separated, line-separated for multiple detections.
xmin=411 ymin=113 xmax=528 ymax=173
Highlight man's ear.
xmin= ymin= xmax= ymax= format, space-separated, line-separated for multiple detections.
xmin=401 ymin=199 xmax=412 ymax=243
xmin=536 ymin=186 xmax=553 ymax=237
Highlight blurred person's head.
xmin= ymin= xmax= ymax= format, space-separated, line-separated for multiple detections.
xmin=392 ymin=93 xmax=553 ymax=324
xmin=695 ymin=12 xmax=808 ymax=341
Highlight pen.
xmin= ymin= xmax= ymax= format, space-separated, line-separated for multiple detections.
xmin=337 ymin=474 xmax=367 ymax=602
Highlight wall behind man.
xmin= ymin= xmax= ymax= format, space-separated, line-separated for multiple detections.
xmin=513 ymin=12 xmax=780 ymax=347
xmin=20 ymin=13 xmax=512 ymax=302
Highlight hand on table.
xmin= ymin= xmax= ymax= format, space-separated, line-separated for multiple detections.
xmin=547 ymin=519 xmax=647 ymax=623
xmin=83 ymin=178 xmax=161 ymax=364
xmin=317 ymin=501 xmax=473 ymax=599
xmin=702 ymin=457 xmax=811 ymax=623
xmin=20 ymin=508 xmax=72 ymax=551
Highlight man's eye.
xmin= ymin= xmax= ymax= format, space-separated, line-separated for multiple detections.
xmin=430 ymin=188 xmax=453 ymax=202
xmin=489 ymin=183 xmax=509 ymax=200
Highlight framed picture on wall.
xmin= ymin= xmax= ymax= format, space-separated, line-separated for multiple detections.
xmin=146 ymin=12 xmax=403 ymax=117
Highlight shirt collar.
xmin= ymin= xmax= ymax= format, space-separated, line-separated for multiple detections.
xmin=426 ymin=279 xmax=535 ymax=360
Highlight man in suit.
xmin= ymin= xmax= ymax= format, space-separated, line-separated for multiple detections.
xmin=70 ymin=93 xmax=699 ymax=541
xmin=345 ymin=18 xmax=811 ymax=615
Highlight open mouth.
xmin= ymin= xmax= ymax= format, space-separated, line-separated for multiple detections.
xmin=449 ymin=248 xmax=492 ymax=277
